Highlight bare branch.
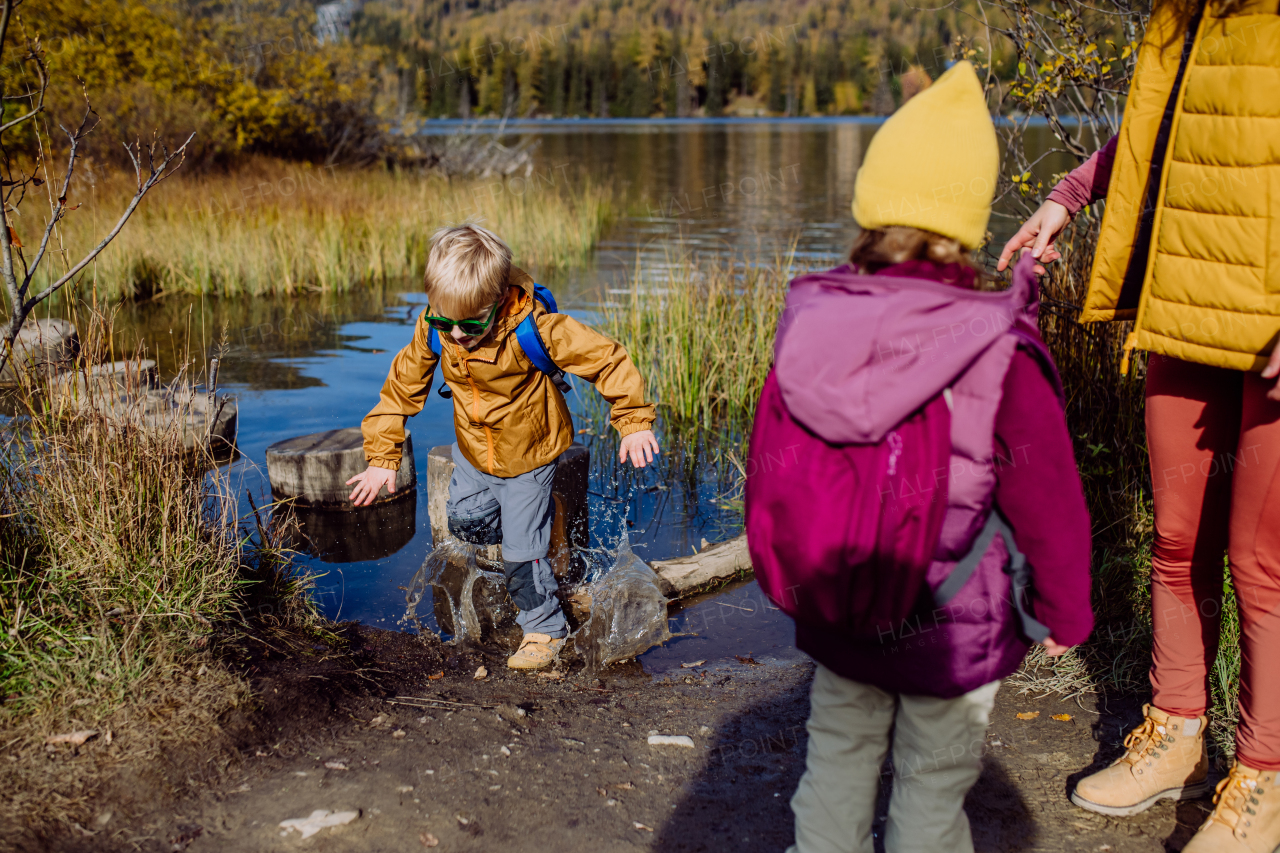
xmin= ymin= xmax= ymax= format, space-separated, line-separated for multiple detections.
xmin=22 ymin=132 xmax=194 ymax=308
xmin=18 ymin=107 xmax=98 ymax=296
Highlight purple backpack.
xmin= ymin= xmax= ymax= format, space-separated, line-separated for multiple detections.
xmin=746 ymin=255 xmax=1057 ymax=647
xmin=746 ymin=373 xmax=951 ymax=639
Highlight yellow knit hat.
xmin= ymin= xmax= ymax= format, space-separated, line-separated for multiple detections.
xmin=852 ymin=61 xmax=998 ymax=249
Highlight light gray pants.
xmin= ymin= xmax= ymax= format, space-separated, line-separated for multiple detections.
xmin=788 ymin=664 xmax=1000 ymax=853
xmin=444 ymin=444 xmax=566 ymax=638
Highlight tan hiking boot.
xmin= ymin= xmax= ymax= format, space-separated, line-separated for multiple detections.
xmin=507 ymin=633 xmax=564 ymax=670
xmin=1070 ymin=704 xmax=1211 ymax=816
xmin=1183 ymin=762 xmax=1280 ymax=853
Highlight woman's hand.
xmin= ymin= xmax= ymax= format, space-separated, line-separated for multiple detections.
xmin=619 ymin=429 xmax=660 ymax=468
xmin=1263 ymin=342 xmax=1280 ymax=402
xmin=1041 ymin=636 xmax=1070 ymax=657
xmin=346 ymin=465 xmax=397 ymax=506
xmin=997 ymin=200 xmax=1073 ymax=275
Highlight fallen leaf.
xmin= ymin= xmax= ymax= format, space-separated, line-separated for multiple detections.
xmin=538 ymin=670 xmax=564 ymax=681
xmin=369 ymin=714 xmax=387 ymax=727
xmin=680 ymin=660 xmax=707 ymax=669
xmin=392 ymin=729 xmax=407 ymax=739
xmin=734 ymin=655 xmax=760 ymax=666
xmin=474 ymin=665 xmax=488 ymax=680
xmin=325 ymin=761 xmax=348 ymax=771
xmin=427 ymin=671 xmax=444 ymax=681
xmin=1015 ymin=711 xmax=1040 ymax=720
xmin=596 ymin=787 xmax=607 ymax=796
xmin=420 ymin=832 xmax=439 ymax=848
xmin=1051 ymin=713 xmax=1073 ymax=722
xmin=634 ymin=822 xmax=654 ymax=832
xmin=45 ymin=730 xmax=97 ymax=746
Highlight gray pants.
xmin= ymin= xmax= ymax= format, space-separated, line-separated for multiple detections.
xmin=788 ymin=664 xmax=1000 ymax=853
xmin=444 ymin=444 xmax=567 ymax=639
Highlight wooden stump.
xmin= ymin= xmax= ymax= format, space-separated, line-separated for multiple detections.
xmin=426 ymin=442 xmax=588 ymax=582
xmin=267 ymin=427 xmax=415 ymax=507
xmin=0 ymin=318 xmax=79 ymax=385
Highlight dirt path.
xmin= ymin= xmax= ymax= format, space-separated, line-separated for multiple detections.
xmin=24 ymin=627 xmax=1213 ymax=853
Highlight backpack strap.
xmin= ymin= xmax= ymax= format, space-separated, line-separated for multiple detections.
xmin=424 ymin=321 xmax=453 ymax=399
xmin=515 ymin=314 xmax=572 ymax=394
xmin=933 ymin=510 xmax=1052 ymax=643
xmin=514 ymin=284 xmax=572 ymax=394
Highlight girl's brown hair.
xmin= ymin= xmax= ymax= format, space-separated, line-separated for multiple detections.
xmin=849 ymin=226 xmax=984 ymax=279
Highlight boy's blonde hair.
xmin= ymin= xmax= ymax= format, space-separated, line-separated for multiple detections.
xmin=424 ymin=224 xmax=512 ymax=319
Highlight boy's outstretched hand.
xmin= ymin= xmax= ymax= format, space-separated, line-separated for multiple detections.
xmin=619 ymin=429 xmax=660 ymax=468
xmin=347 ymin=465 xmax=397 ymax=507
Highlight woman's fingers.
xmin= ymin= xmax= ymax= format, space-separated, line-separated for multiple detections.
xmin=996 ymin=223 xmax=1037 ymax=272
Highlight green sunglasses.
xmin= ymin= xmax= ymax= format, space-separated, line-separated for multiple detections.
xmin=424 ymin=302 xmax=499 ymax=336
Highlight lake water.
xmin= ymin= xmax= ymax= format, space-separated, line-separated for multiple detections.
xmin=108 ymin=120 xmax=1071 ymax=673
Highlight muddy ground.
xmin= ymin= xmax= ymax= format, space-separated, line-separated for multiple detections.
xmin=10 ymin=626 xmax=1216 ymax=853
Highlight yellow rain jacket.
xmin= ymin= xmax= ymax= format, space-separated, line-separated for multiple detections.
xmin=1081 ymin=0 xmax=1280 ymax=371
xmin=362 ymin=267 xmax=655 ymax=477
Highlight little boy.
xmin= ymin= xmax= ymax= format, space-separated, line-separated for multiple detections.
xmin=347 ymin=224 xmax=659 ymax=670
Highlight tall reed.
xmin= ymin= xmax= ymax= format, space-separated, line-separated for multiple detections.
xmin=21 ymin=158 xmax=613 ymax=302
xmin=601 ymin=246 xmax=800 ymax=433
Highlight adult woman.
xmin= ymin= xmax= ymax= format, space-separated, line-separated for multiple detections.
xmin=997 ymin=1 xmax=1279 ymax=849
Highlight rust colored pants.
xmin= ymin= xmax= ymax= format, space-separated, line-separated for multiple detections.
xmin=1146 ymin=354 xmax=1280 ymax=770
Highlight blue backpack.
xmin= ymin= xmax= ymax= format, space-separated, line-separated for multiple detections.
xmin=427 ymin=283 xmax=572 ymax=399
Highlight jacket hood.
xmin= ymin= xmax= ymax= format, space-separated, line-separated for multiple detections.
xmin=774 ymin=253 xmax=1040 ymax=444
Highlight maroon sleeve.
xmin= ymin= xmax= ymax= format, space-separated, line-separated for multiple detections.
xmin=1045 ymin=134 xmax=1119 ymax=217
xmin=993 ymin=347 xmax=1094 ymax=646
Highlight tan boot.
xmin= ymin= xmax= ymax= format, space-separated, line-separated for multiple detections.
xmin=506 ymin=633 xmax=564 ymax=670
xmin=1183 ymin=762 xmax=1280 ymax=853
xmin=1070 ymin=704 xmax=1211 ymax=816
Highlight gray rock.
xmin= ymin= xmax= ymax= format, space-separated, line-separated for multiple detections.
xmin=0 ymin=318 xmax=79 ymax=384
xmin=266 ymin=427 xmax=415 ymax=507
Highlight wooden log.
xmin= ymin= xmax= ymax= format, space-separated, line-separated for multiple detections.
xmin=649 ymin=533 xmax=752 ymax=598
xmin=0 ymin=318 xmax=79 ymax=384
xmin=267 ymin=427 xmax=415 ymax=507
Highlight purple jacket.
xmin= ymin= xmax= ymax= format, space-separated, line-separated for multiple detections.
xmin=780 ymin=255 xmax=1093 ymax=696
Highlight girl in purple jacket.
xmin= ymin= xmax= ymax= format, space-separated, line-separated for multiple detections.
xmin=764 ymin=63 xmax=1094 ymax=853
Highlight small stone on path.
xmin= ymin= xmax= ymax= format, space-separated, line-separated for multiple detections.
xmin=278 ymin=809 xmax=359 ymax=839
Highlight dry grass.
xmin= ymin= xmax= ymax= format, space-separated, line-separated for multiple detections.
xmin=17 ymin=157 xmax=613 ymax=302
xmin=0 ymin=309 xmax=325 ymax=833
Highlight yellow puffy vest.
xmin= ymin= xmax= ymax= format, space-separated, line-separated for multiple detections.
xmin=1081 ymin=0 xmax=1280 ymax=372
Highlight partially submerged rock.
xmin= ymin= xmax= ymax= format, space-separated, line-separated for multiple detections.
xmin=267 ymin=427 xmax=415 ymax=507
xmin=48 ymin=362 xmax=237 ymax=454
